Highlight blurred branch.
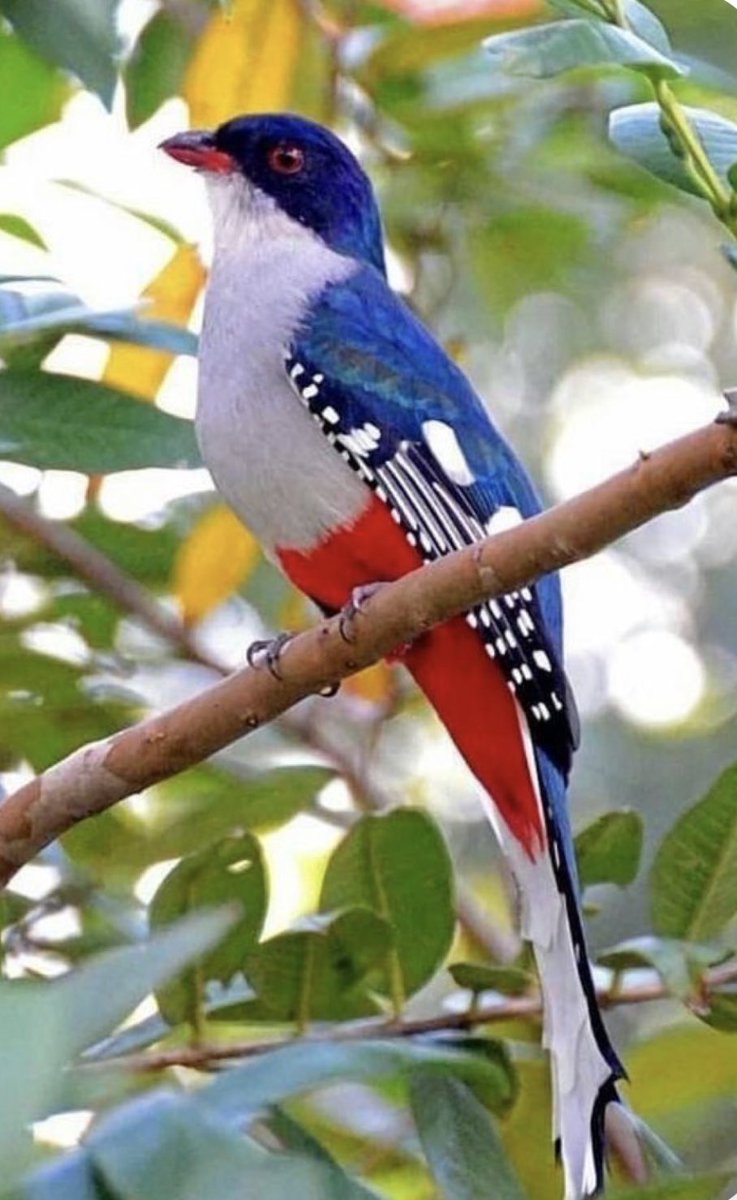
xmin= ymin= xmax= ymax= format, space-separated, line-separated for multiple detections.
xmin=88 ymin=956 xmax=737 ymax=1073
xmin=1 ymin=416 xmax=737 ymax=886
xmin=0 ymin=482 xmax=209 ymax=664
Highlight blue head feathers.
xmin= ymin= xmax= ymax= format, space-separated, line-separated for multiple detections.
xmin=164 ymin=113 xmax=386 ymax=274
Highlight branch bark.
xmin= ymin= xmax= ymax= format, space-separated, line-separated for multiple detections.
xmin=2 ymin=418 xmax=736 ymax=887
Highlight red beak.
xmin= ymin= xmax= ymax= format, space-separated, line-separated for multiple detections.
xmin=159 ymin=130 xmax=236 ymax=174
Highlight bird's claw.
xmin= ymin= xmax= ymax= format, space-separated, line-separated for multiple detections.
xmin=246 ymin=631 xmax=294 ymax=680
xmin=339 ymin=582 xmax=387 ymax=643
xmin=716 ymin=387 xmax=737 ymax=427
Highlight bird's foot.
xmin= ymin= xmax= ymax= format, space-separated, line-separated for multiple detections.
xmin=716 ymin=387 xmax=737 ymax=426
xmin=339 ymin=582 xmax=387 ymax=644
xmin=246 ymin=631 xmax=295 ymax=680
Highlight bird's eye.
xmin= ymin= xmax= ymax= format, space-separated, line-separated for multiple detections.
xmin=267 ymin=143 xmax=305 ymax=175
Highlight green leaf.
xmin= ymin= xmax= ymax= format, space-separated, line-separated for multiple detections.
xmin=63 ymin=766 xmax=332 ymax=884
xmin=125 ymin=10 xmax=193 ymax=129
xmin=4 ymin=1150 xmax=103 ymax=1200
xmin=597 ymin=936 xmax=727 ymax=999
xmin=0 ymin=288 xmax=196 ymax=355
xmin=547 ymin=0 xmax=607 ymax=18
xmin=150 ymin=831 xmax=267 ymax=1027
xmin=0 ymin=371 xmax=201 ymax=472
xmin=699 ymin=986 xmax=737 ymax=1033
xmin=575 ymin=809 xmax=644 ymax=888
xmin=0 ymin=0 xmax=121 ymax=108
xmin=618 ymin=0 xmax=673 ymax=55
xmin=242 ymin=909 xmax=392 ymax=1024
xmin=609 ymin=103 xmax=737 ymax=199
xmin=202 ymin=1038 xmax=516 ymax=1123
xmin=0 ymin=216 xmax=47 ymax=250
xmin=266 ymin=1109 xmax=382 ymax=1200
xmin=410 ymin=1074 xmax=526 ymax=1200
xmin=142 ymin=765 xmax=333 ymax=850
xmin=319 ymin=810 xmax=455 ymax=1003
xmin=483 ymin=20 xmax=683 ymax=81
xmin=609 ymin=1175 xmax=734 ymax=1200
xmin=449 ymin=963 xmax=533 ymax=996
xmin=547 ymin=0 xmax=672 ymax=55
xmin=86 ymin=1090 xmax=382 ymax=1200
xmin=650 ymin=762 xmax=737 ymax=939
xmin=0 ymin=28 xmax=69 ymax=151
xmin=88 ymin=1092 xmax=262 ymax=1199
xmin=0 ymin=910 xmax=235 ymax=1183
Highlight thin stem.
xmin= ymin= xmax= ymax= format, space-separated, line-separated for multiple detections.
xmin=653 ymin=80 xmax=735 ymax=223
xmin=85 ymin=957 xmax=737 ymax=1075
xmin=606 ymin=0 xmax=737 ymax=232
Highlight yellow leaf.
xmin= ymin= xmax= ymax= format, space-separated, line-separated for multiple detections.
xmin=174 ymin=505 xmax=260 ymax=625
xmin=103 ymin=244 xmax=204 ymax=401
xmin=345 ymin=661 xmax=398 ymax=709
xmin=184 ymin=0 xmax=303 ymax=130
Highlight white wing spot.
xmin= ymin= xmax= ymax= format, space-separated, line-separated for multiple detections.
xmin=302 ymin=383 xmax=319 ymax=400
xmin=533 ymin=649 xmax=553 ymax=672
xmin=518 ymin=610 xmax=535 ymax=635
xmin=421 ymin=419 xmax=475 ymax=486
xmin=485 ymin=506 xmax=522 ymax=536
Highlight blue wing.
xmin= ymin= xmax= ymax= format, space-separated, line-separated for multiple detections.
xmin=287 ymin=266 xmax=578 ymax=774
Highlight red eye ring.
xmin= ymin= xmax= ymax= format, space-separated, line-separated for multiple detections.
xmin=267 ymin=143 xmax=305 ymax=175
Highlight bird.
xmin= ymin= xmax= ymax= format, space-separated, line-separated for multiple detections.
xmin=161 ymin=112 xmax=625 ymax=1198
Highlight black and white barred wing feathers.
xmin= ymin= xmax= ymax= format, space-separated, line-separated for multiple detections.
xmin=284 ymin=290 xmax=578 ymax=777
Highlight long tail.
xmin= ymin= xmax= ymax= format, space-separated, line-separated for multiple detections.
xmin=405 ymin=619 xmax=624 ymax=1196
xmin=493 ymin=739 xmax=625 ymax=1198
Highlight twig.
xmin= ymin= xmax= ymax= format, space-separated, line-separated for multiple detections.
xmin=85 ymin=957 xmax=737 ymax=1074
xmin=1 ymin=417 xmax=736 ymax=886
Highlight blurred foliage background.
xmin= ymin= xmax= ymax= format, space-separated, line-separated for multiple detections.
xmin=2 ymin=0 xmax=737 ymax=1197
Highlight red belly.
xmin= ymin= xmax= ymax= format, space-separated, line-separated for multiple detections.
xmin=278 ymin=495 xmax=544 ymax=855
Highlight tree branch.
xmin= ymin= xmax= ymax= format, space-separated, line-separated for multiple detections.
xmin=0 ymin=481 xmax=516 ymax=958
xmin=86 ymin=956 xmax=737 ymax=1074
xmin=1 ymin=417 xmax=736 ymax=887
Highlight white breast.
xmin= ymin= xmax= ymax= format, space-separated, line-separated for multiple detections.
xmin=197 ymin=179 xmax=369 ymax=552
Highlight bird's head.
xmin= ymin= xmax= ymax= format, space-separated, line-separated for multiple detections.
xmin=160 ymin=113 xmax=386 ymax=274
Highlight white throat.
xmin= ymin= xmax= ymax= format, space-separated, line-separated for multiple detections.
xmin=196 ymin=174 xmax=368 ymax=552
